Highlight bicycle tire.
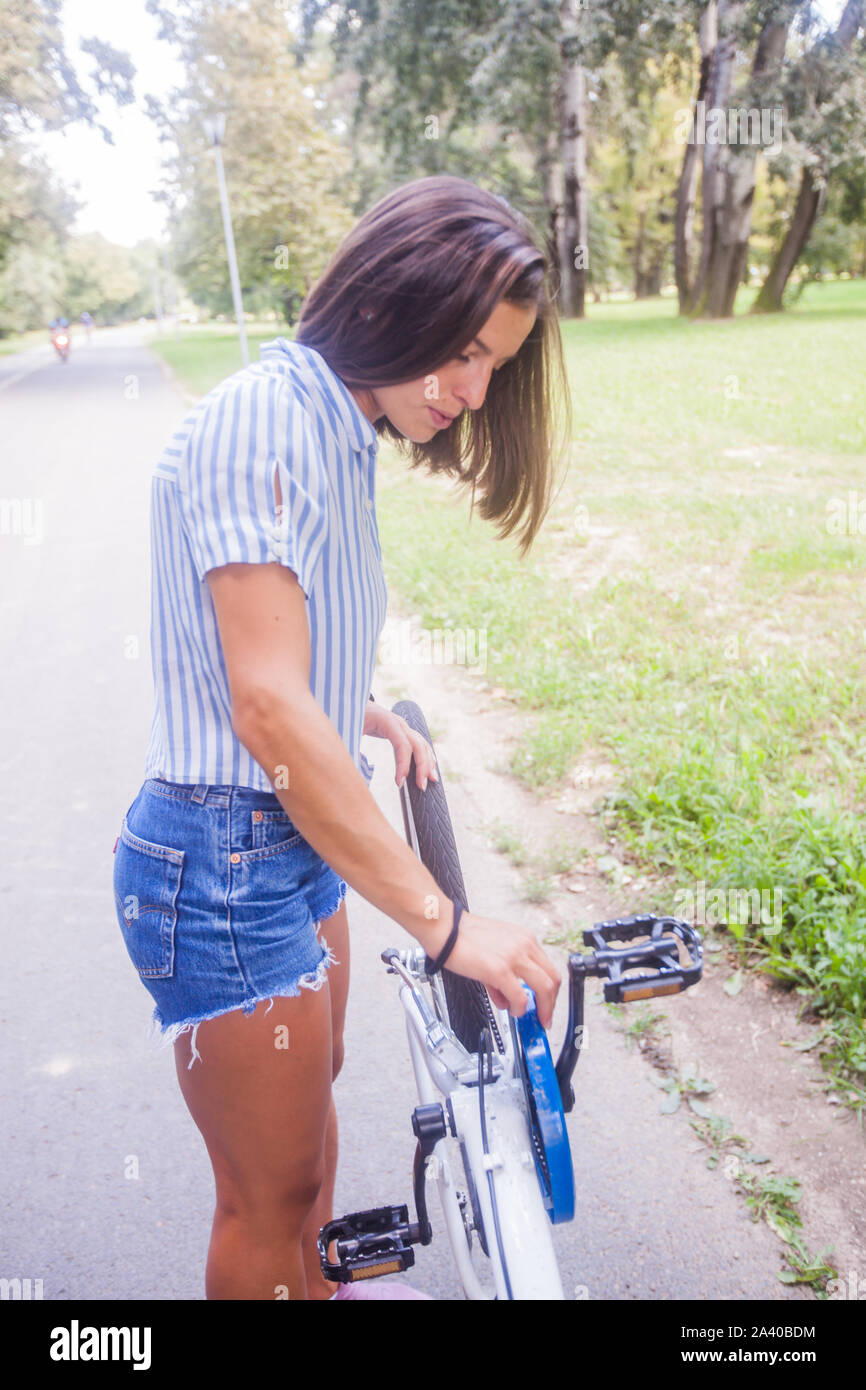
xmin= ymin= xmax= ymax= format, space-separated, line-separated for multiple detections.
xmin=389 ymin=700 xmax=565 ymax=1298
xmin=392 ymin=699 xmax=497 ymax=1055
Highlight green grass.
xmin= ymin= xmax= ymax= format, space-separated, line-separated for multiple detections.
xmin=150 ymin=280 xmax=866 ymax=1103
xmin=0 ymin=328 xmax=55 ymax=355
xmin=151 ymin=322 xmax=290 ymax=396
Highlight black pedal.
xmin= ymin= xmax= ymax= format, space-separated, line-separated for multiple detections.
xmin=581 ymin=914 xmax=702 ymax=1003
xmin=555 ymin=914 xmax=703 ymax=1112
xmin=319 ymin=1204 xmax=420 ymax=1284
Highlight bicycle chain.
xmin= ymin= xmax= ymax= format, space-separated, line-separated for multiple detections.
xmin=480 ymin=983 xmax=505 ymax=1054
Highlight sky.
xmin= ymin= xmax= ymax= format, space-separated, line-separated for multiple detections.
xmin=36 ymin=0 xmax=184 ymax=246
xmin=35 ymin=0 xmax=850 ymax=251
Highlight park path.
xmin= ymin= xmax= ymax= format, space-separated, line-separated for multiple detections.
xmin=0 ymin=325 xmax=798 ymax=1299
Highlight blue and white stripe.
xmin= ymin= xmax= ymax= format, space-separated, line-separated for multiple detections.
xmin=143 ymin=338 xmax=388 ymax=790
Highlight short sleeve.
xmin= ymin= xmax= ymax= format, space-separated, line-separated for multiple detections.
xmin=177 ymin=372 xmax=329 ymax=598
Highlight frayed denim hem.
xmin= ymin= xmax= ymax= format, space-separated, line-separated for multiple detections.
xmin=144 ymin=941 xmax=340 ymax=1070
xmin=319 ymin=875 xmax=348 ymax=924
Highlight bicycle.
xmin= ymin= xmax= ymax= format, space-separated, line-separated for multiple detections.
xmin=319 ymin=699 xmax=703 ymax=1299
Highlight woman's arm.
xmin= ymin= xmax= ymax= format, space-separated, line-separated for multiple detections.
xmin=206 ymin=560 xmax=560 ymax=1024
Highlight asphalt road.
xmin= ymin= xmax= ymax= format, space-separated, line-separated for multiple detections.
xmin=0 ymin=326 xmax=796 ymax=1301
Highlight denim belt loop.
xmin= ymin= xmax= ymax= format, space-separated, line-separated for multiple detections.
xmin=191 ymin=785 xmax=209 ymax=804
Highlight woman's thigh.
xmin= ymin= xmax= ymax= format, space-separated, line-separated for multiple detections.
xmin=316 ymin=897 xmax=349 ymax=1077
xmin=172 ymin=982 xmax=335 ymax=1214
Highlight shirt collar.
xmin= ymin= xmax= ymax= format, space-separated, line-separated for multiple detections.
xmin=259 ymin=337 xmax=379 ymax=456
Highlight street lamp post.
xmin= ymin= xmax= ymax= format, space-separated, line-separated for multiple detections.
xmin=203 ymin=112 xmax=249 ymax=367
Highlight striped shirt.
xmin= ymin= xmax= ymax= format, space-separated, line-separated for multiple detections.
xmin=143 ymin=337 xmax=388 ymax=790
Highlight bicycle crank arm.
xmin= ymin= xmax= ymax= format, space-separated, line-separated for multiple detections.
xmin=319 ymin=1104 xmax=448 ymax=1284
xmin=555 ymin=914 xmax=703 ymax=1112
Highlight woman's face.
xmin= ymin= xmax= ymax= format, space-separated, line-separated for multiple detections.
xmin=349 ymin=298 xmax=537 ymax=442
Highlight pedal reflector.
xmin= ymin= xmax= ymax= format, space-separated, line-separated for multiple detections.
xmin=318 ymin=1204 xmax=418 ymax=1283
xmin=620 ymin=980 xmax=683 ymax=1001
xmin=349 ymin=1260 xmax=404 ymax=1280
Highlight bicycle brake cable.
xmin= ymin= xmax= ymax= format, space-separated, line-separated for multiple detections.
xmin=477 ymin=1028 xmax=513 ymax=1300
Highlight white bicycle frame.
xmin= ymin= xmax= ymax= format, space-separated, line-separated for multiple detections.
xmin=388 ymin=949 xmax=566 ymax=1300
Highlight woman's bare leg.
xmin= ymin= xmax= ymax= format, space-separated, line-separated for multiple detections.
xmin=299 ymin=900 xmax=350 ymax=1299
xmin=173 ymin=979 xmax=334 ymax=1300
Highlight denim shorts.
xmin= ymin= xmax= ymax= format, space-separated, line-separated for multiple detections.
xmin=112 ymin=778 xmax=348 ymax=1068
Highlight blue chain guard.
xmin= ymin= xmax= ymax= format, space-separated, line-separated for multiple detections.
xmin=514 ymin=987 xmax=575 ymax=1224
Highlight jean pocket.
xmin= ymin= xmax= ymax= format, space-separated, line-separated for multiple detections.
xmin=113 ymin=818 xmax=185 ymax=978
xmin=249 ymin=808 xmax=305 ymax=855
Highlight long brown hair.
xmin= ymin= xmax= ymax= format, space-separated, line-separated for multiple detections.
xmin=296 ymin=174 xmax=572 ymax=556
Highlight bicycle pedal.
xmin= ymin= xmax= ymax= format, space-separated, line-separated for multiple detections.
xmin=579 ymin=915 xmax=702 ymax=1003
xmin=583 ymin=913 xmax=679 ymax=950
xmin=318 ymin=1204 xmax=421 ymax=1284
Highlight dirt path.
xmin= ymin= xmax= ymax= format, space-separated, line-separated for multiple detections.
xmin=369 ymin=594 xmax=865 ymax=1300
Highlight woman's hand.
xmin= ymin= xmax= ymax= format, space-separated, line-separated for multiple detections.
xmin=443 ymin=910 xmax=561 ymax=1029
xmin=361 ymin=703 xmax=559 ymax=1025
xmin=363 ymin=700 xmax=439 ymax=791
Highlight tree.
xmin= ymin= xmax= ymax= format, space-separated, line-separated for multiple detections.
xmin=299 ymin=1 xmax=702 ymax=316
xmin=559 ymin=1 xmax=589 ymax=316
xmin=790 ymin=174 xmax=866 ymax=286
xmin=0 ymin=139 xmax=78 ymax=282
xmin=674 ymin=0 xmax=865 ymax=318
xmin=674 ymin=0 xmax=718 ymax=310
xmin=146 ymin=0 xmax=358 ymax=321
xmin=0 ymin=236 xmax=66 ymax=334
xmin=0 ymin=0 xmax=134 ymax=332
xmin=0 ymin=0 xmax=134 ymax=142
xmin=590 ymin=47 xmax=693 ymax=297
xmin=299 ymin=0 xmax=548 ymax=213
xmin=62 ymin=233 xmax=150 ymax=323
xmin=752 ymin=0 xmax=865 ymax=312
xmin=683 ymin=0 xmax=801 ymax=318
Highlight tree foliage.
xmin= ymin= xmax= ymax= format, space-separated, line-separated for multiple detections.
xmin=300 ymin=0 xmax=865 ymax=315
xmin=0 ymin=0 xmax=134 ymax=142
xmin=0 ymin=0 xmax=135 ymax=330
xmin=63 ymin=232 xmax=150 ymax=322
xmin=145 ymin=0 xmax=358 ymax=320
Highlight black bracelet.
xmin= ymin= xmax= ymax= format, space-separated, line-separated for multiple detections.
xmin=426 ymin=900 xmax=463 ymax=975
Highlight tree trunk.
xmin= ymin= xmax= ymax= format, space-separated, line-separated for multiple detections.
xmin=559 ymin=0 xmax=588 ymax=318
xmin=752 ymin=0 xmax=863 ymax=312
xmin=538 ymin=126 xmax=563 ymax=289
xmin=835 ymin=0 xmax=865 ymax=47
xmin=702 ymin=8 xmax=794 ymax=318
xmin=750 ymin=168 xmax=825 ymax=311
xmin=646 ymin=252 xmax=664 ymax=297
xmin=685 ymin=0 xmax=739 ymax=316
xmin=674 ymin=0 xmax=717 ymax=312
xmin=633 ymin=210 xmax=647 ymax=296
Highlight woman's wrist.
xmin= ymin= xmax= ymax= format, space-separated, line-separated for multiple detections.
xmin=414 ymin=895 xmax=463 ymax=958
xmin=425 ymin=900 xmax=463 ymax=972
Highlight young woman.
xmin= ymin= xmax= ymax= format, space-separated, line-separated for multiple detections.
xmin=112 ymin=174 xmax=572 ymax=1301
